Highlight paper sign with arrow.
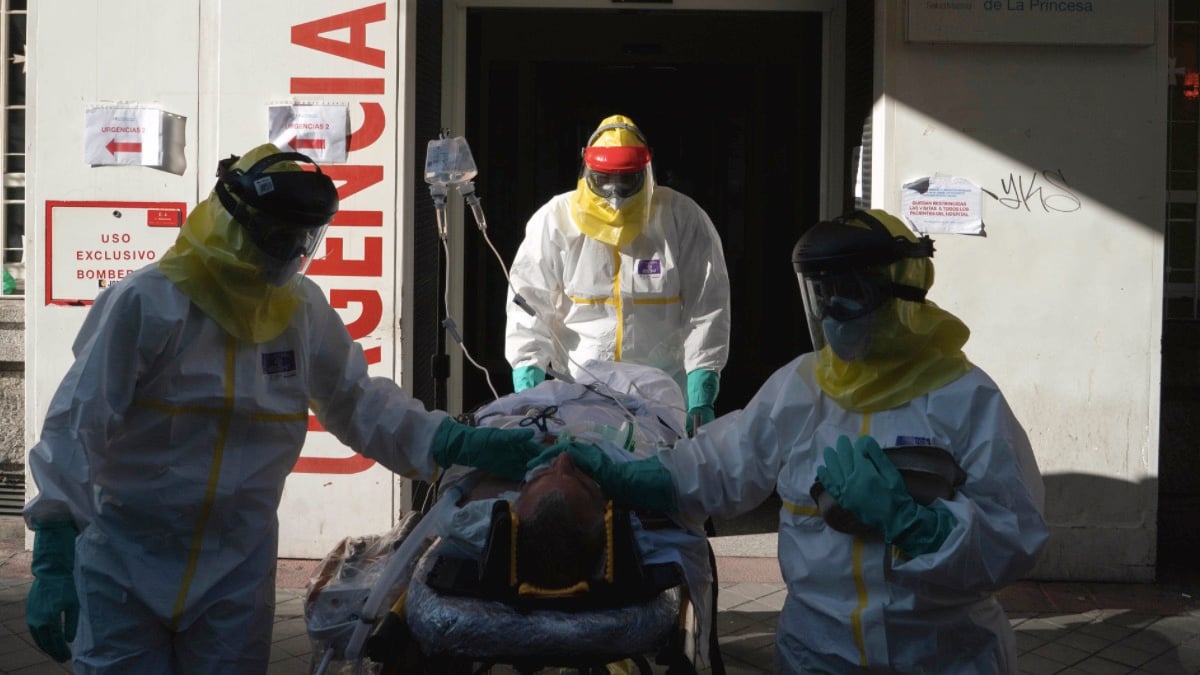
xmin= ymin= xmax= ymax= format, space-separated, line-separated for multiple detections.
xmin=268 ymin=104 xmax=348 ymax=163
xmin=84 ymin=106 xmax=164 ymax=166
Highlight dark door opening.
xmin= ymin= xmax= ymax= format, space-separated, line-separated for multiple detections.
xmin=457 ymin=8 xmax=824 ymax=425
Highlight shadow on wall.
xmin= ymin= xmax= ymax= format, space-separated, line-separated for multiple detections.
xmin=1036 ymin=473 xmax=1198 ymax=585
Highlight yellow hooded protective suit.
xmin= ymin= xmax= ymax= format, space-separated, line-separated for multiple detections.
xmin=569 ymin=114 xmax=655 ymax=248
xmin=810 ymin=210 xmax=972 ymax=412
xmin=158 ymin=144 xmax=320 ymax=343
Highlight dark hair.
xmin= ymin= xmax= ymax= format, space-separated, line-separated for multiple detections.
xmin=515 ymin=490 xmax=605 ymax=589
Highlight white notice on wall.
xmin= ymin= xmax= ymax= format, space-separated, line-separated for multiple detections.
xmin=901 ymin=175 xmax=983 ymax=236
xmin=84 ymin=107 xmax=164 ymax=167
xmin=268 ymin=104 xmax=349 ymax=163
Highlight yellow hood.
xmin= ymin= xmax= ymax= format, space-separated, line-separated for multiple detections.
xmin=158 ymin=144 xmax=305 ymax=343
xmin=814 ymin=210 xmax=972 ymax=412
xmin=570 ymin=114 xmax=653 ymax=247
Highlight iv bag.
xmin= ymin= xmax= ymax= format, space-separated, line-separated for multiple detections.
xmin=424 ymin=136 xmax=478 ymax=187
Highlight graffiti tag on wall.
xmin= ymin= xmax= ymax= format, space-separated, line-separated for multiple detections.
xmin=991 ymin=169 xmax=1081 ymax=213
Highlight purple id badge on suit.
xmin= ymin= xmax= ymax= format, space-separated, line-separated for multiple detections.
xmin=636 ymin=259 xmax=662 ymax=275
xmin=263 ymin=350 xmax=297 ymax=375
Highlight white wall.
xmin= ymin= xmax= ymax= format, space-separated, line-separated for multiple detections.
xmin=874 ymin=2 xmax=1168 ymax=581
xmin=25 ymin=0 xmax=203 ymax=488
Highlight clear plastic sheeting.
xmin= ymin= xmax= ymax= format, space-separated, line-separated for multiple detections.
xmin=405 ymin=539 xmax=682 ymax=661
xmin=305 ymin=511 xmax=426 ymax=672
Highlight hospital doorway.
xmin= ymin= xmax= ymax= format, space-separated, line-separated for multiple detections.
xmin=457 ymin=7 xmax=824 ymax=435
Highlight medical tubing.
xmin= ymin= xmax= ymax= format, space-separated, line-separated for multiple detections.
xmin=342 ymin=473 xmax=480 ymax=663
xmin=430 ymin=185 xmax=450 ymax=240
xmin=545 ymin=365 xmax=575 ymax=384
xmin=439 ymin=237 xmax=501 ymax=402
xmin=457 ymin=181 xmax=488 ymax=231
xmin=430 ymin=181 xmax=508 ymax=402
xmin=513 ymin=284 xmax=682 ymax=427
xmin=443 ymin=316 xmax=500 ymax=401
xmin=512 ymin=293 xmax=536 ymax=317
xmin=504 ymin=302 xmax=686 ymax=430
xmin=441 ymin=317 xmax=463 ymax=346
xmin=459 ymin=184 xmax=536 ymax=318
xmin=546 ymin=330 xmax=679 ymax=427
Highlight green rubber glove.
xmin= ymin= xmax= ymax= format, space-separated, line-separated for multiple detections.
xmin=816 ymin=435 xmax=956 ymax=557
xmin=26 ymin=521 xmax=79 ymax=663
xmin=528 ymin=440 xmax=677 ymax=513
xmin=686 ymin=369 xmax=720 ymax=436
xmin=512 ymin=365 xmax=546 ymax=393
xmin=430 ymin=418 xmax=543 ymax=481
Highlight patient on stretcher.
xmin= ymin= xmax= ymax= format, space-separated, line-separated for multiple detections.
xmin=513 ymin=451 xmax=608 ymax=592
xmin=305 ymin=361 xmax=714 ymax=672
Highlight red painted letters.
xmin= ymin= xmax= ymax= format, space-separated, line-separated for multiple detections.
xmin=290 ymin=4 xmax=390 ymax=475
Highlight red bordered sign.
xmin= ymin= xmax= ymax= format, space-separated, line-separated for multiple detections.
xmin=45 ymin=200 xmax=186 ymax=306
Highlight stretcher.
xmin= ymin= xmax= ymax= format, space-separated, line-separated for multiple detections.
xmin=305 ymin=361 xmax=718 ymax=674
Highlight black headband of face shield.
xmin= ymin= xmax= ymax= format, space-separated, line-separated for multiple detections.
xmin=793 ymin=210 xmax=935 ymax=275
xmin=837 ymin=210 xmax=936 ymax=265
xmin=793 ymin=210 xmax=935 ymax=310
xmin=214 ymin=151 xmax=339 ymax=231
xmin=834 ymin=210 xmax=934 ymax=305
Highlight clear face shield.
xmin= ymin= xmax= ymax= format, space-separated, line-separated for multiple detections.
xmin=213 ymin=150 xmax=339 ymax=288
xmin=583 ymin=166 xmax=647 ymax=210
xmin=246 ymin=217 xmax=329 ymax=287
xmin=798 ymin=267 xmax=892 ymax=361
xmin=581 ymin=140 xmax=652 ymax=210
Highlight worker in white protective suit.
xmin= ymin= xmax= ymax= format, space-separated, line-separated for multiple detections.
xmin=534 ymin=209 xmax=1049 ymax=673
xmin=505 ymin=114 xmax=731 ymax=436
xmin=22 ymin=144 xmax=543 ymax=674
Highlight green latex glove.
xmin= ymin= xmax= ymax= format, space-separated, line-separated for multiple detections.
xmin=26 ymin=521 xmax=79 ymax=663
xmin=528 ymin=440 xmax=677 ymax=513
xmin=430 ymin=418 xmax=542 ymax=481
xmin=816 ymin=435 xmax=956 ymax=557
xmin=686 ymin=369 xmax=720 ymax=436
xmin=512 ymin=365 xmax=546 ymax=393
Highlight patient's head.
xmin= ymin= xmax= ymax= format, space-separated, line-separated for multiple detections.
xmin=513 ymin=451 xmax=607 ymax=589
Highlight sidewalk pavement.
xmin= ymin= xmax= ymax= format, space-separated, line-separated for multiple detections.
xmin=2 ymin=517 xmax=1199 ymax=674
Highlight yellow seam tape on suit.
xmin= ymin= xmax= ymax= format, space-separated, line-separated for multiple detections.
xmin=849 ymin=412 xmax=872 ymax=666
xmin=612 ymin=247 xmax=623 ymax=361
xmin=171 ymin=333 xmax=238 ymax=629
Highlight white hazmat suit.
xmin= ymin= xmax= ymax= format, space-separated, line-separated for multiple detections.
xmin=24 ymin=267 xmax=445 ymax=672
xmin=659 ymin=358 xmax=1046 ymax=673
xmin=23 ymin=145 xmax=540 ymax=673
xmin=541 ymin=209 xmax=1049 ymax=673
xmin=505 ymin=186 xmax=731 ymax=394
xmin=505 ymin=115 xmax=730 ymax=424
xmin=661 ymin=210 xmax=1047 ymax=672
